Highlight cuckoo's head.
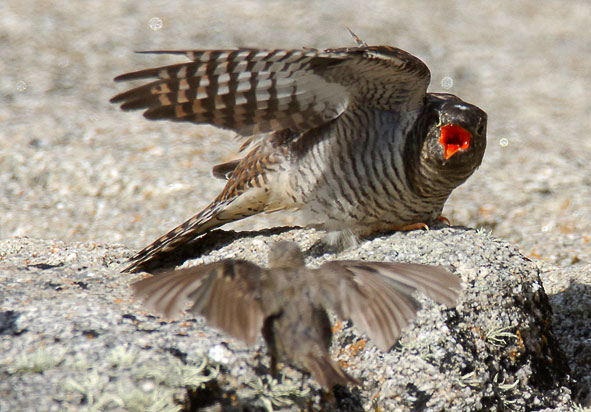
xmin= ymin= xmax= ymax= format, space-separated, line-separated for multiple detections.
xmin=422 ymin=93 xmax=487 ymax=180
xmin=405 ymin=93 xmax=487 ymax=199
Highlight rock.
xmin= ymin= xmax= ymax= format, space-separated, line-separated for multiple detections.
xmin=0 ymin=228 xmax=574 ymax=411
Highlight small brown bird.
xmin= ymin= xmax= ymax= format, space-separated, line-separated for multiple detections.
xmin=112 ymin=33 xmax=487 ymax=273
xmin=131 ymin=241 xmax=461 ymax=390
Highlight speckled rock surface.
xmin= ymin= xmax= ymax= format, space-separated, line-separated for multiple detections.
xmin=0 ymin=229 xmax=574 ymax=411
xmin=1 ymin=0 xmax=590 ymax=410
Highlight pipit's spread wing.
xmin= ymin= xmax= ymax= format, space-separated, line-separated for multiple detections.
xmin=313 ymin=261 xmax=460 ymax=351
xmin=132 ymin=259 xmax=265 ymax=346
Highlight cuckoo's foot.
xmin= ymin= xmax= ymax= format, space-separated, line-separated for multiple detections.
xmin=395 ymin=222 xmax=430 ymax=231
xmin=374 ymin=216 xmax=451 ymax=232
xmin=353 ymin=217 xmax=452 ymax=238
xmin=360 ymin=218 xmax=453 ymax=237
xmin=362 ymin=222 xmax=429 ymax=235
xmin=438 ymin=215 xmax=451 ymax=226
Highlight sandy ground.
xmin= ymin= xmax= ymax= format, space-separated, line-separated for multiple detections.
xmin=1 ymin=0 xmax=590 ymax=409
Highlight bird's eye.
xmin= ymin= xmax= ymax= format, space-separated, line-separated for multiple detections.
xmin=475 ymin=123 xmax=485 ymax=136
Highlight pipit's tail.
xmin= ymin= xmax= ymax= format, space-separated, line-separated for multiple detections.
xmin=305 ymin=354 xmax=360 ymax=390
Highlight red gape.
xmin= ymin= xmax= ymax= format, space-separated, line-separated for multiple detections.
xmin=439 ymin=124 xmax=471 ymax=159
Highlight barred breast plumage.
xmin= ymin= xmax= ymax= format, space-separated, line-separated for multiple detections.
xmin=111 ymin=34 xmax=487 ymax=273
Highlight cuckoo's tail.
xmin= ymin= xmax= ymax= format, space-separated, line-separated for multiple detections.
xmin=123 ymin=200 xmax=245 ymax=273
xmin=305 ymin=354 xmax=360 ymax=390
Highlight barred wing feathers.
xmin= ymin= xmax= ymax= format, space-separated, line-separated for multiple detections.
xmin=111 ymin=46 xmax=430 ymax=137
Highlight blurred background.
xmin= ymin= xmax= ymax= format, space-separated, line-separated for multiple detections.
xmin=1 ymin=0 xmax=590 ymax=267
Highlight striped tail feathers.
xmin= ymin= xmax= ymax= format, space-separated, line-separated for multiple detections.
xmin=124 ymin=141 xmax=290 ymax=273
xmin=123 ymin=183 xmax=279 ymax=274
xmin=122 ymin=200 xmax=232 ymax=273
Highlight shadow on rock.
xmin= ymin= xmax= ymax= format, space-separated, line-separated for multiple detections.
xmin=548 ymin=281 xmax=591 ymax=406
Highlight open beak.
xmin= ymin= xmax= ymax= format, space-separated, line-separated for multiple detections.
xmin=439 ymin=124 xmax=471 ymax=160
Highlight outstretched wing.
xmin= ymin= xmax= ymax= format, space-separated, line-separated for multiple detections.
xmin=131 ymin=259 xmax=266 ymax=346
xmin=313 ymin=261 xmax=460 ymax=352
xmin=110 ymin=45 xmax=430 ymax=137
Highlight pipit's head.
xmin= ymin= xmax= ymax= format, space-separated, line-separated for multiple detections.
xmin=268 ymin=241 xmax=306 ymax=269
